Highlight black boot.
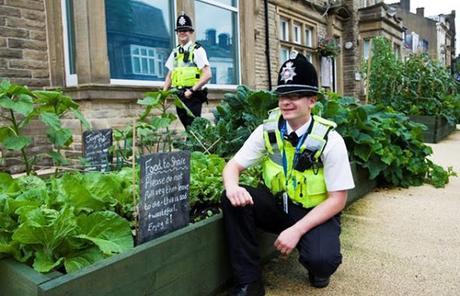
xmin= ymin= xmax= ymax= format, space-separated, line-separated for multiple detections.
xmin=308 ymin=273 xmax=330 ymax=288
xmin=229 ymin=279 xmax=265 ymax=296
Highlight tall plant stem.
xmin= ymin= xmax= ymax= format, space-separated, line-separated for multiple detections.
xmin=9 ymin=109 xmax=32 ymax=175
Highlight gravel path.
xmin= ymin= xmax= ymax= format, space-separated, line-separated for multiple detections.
xmin=261 ymin=128 xmax=460 ymax=296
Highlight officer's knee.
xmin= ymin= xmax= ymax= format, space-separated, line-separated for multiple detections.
xmin=299 ymin=253 xmax=342 ymax=277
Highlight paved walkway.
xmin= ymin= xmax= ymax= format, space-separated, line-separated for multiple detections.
xmin=262 ymin=128 xmax=460 ymax=296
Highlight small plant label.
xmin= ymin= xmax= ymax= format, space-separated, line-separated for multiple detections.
xmin=138 ymin=151 xmax=191 ymax=244
xmin=83 ymin=129 xmax=113 ymax=172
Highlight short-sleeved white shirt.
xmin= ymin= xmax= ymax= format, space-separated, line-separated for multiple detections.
xmin=165 ymin=41 xmax=209 ymax=71
xmin=233 ymin=118 xmax=355 ymax=192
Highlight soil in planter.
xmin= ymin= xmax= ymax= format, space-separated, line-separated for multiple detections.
xmin=190 ymin=203 xmax=221 ymax=222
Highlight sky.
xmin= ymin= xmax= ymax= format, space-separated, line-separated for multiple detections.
xmin=384 ymin=0 xmax=460 ymax=53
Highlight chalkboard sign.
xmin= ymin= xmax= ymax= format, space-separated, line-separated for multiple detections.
xmin=137 ymin=151 xmax=191 ymax=244
xmin=82 ymin=129 xmax=113 ymax=172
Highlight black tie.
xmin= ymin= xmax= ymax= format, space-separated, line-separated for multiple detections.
xmin=287 ymin=132 xmax=298 ymax=146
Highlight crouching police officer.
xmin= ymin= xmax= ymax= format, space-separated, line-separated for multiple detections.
xmin=221 ymin=52 xmax=355 ymax=295
xmin=163 ymin=12 xmax=211 ymax=129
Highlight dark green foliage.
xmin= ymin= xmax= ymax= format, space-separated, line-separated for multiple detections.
xmin=315 ymin=93 xmax=454 ymax=188
xmin=176 ymin=85 xmax=278 ymax=159
xmin=363 ymin=37 xmax=459 ymax=124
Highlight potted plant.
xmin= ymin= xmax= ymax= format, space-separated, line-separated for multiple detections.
xmin=316 ymin=37 xmax=341 ymax=58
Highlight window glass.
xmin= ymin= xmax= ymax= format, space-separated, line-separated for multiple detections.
xmin=363 ymin=39 xmax=371 ymax=59
xmin=280 ymin=18 xmax=289 ymax=41
xmin=204 ymin=0 xmax=237 ymax=7
xmin=305 ymin=28 xmax=312 ymax=47
xmin=65 ymin=0 xmax=76 ymax=74
xmin=293 ymin=23 xmax=301 ymax=44
xmin=279 ymin=47 xmax=290 ymax=64
xmin=105 ymin=0 xmax=173 ymax=81
xmin=195 ymin=0 xmax=239 ymax=85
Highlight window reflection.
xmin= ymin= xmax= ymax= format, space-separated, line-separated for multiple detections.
xmin=195 ymin=1 xmax=239 ymax=85
xmin=105 ymin=0 xmax=172 ymax=81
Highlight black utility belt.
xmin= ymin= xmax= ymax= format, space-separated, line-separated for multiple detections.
xmin=274 ymin=192 xmax=313 ymax=210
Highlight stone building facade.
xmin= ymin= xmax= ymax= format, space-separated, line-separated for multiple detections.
xmin=0 ymin=0 xmax=456 ymax=173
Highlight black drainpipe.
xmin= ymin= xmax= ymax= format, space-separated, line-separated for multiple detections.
xmin=264 ymin=0 xmax=272 ymax=90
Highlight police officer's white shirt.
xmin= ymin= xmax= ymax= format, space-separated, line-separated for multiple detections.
xmin=165 ymin=41 xmax=210 ymax=71
xmin=233 ymin=118 xmax=355 ymax=192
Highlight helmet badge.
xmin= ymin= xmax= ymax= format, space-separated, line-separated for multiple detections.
xmin=280 ymin=62 xmax=296 ymax=83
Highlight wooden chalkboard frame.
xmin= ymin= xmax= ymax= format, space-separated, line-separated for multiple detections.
xmin=137 ymin=151 xmax=191 ymax=244
xmin=82 ymin=129 xmax=113 ymax=172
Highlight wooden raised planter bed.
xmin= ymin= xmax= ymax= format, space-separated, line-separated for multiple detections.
xmin=0 ymin=214 xmax=275 ymax=296
xmin=409 ymin=115 xmax=456 ymax=143
xmin=1 ymin=163 xmax=374 ymax=296
xmin=346 ymin=161 xmax=377 ymax=205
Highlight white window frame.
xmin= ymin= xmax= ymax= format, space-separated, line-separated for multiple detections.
xmin=196 ymin=0 xmax=241 ymax=88
xmin=130 ymin=45 xmax=156 ymax=76
xmin=61 ymin=0 xmax=78 ymax=86
xmin=293 ymin=23 xmax=301 ymax=44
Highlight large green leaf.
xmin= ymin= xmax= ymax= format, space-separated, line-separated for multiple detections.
xmin=3 ymin=135 xmax=32 ymax=150
xmin=71 ymin=108 xmax=91 ymax=130
xmin=57 ymin=174 xmax=105 ymax=213
xmin=0 ymin=94 xmax=34 ymax=115
xmin=0 ymin=127 xmax=13 ymax=142
xmin=64 ymin=247 xmax=105 ymax=273
xmin=47 ymin=127 xmax=73 ymax=147
xmin=33 ymin=250 xmax=64 ymax=273
xmin=75 ymin=211 xmax=133 ymax=255
xmin=12 ymin=207 xmax=77 ymax=252
xmin=40 ymin=112 xmax=62 ymax=130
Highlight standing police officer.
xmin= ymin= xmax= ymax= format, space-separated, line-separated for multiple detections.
xmin=221 ymin=52 xmax=355 ymax=296
xmin=163 ymin=12 xmax=211 ymax=129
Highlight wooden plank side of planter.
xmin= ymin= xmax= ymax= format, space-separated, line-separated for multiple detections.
xmin=0 ymin=259 xmax=60 ymax=296
xmin=346 ymin=162 xmax=376 ymax=205
xmin=409 ymin=115 xmax=455 ymax=143
xmin=37 ymin=214 xmax=228 ymax=296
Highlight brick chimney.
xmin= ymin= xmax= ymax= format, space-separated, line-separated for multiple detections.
xmin=400 ymin=0 xmax=410 ymax=11
xmin=416 ymin=7 xmax=424 ymax=17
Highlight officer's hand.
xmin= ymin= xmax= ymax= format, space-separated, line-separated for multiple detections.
xmin=184 ymin=89 xmax=193 ymax=98
xmin=225 ymin=185 xmax=254 ymax=207
xmin=274 ymin=226 xmax=303 ymax=255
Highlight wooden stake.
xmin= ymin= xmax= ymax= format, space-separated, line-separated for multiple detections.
xmin=365 ymin=39 xmax=373 ymax=105
xmin=132 ymin=119 xmax=139 ymax=239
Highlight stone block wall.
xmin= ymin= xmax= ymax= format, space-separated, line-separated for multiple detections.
xmin=0 ymin=0 xmax=50 ymax=87
xmin=0 ymin=0 xmax=52 ymax=174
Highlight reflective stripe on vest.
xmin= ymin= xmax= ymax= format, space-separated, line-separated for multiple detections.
xmin=171 ymin=44 xmax=201 ymax=88
xmin=262 ymin=108 xmax=337 ymax=208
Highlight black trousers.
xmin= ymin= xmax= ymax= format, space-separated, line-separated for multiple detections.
xmin=221 ymin=185 xmax=342 ymax=284
xmin=176 ymin=91 xmax=205 ymax=129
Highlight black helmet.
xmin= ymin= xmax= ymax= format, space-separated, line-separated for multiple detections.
xmin=175 ymin=13 xmax=194 ymax=32
xmin=275 ymin=52 xmax=318 ymax=96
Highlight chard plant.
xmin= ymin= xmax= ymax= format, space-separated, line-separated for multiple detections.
xmin=0 ymin=168 xmax=137 ymax=273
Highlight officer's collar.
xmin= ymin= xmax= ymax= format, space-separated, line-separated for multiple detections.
xmin=178 ymin=41 xmax=193 ymax=52
xmin=285 ymin=116 xmax=312 ymax=137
